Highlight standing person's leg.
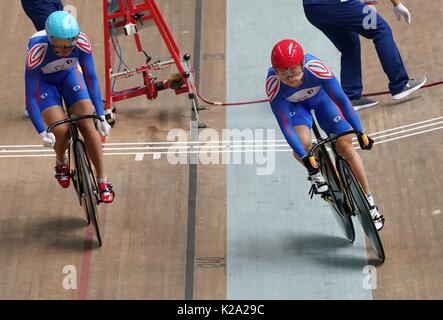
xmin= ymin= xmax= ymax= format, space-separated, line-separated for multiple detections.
xmin=21 ymin=0 xmax=64 ymax=31
xmin=357 ymin=10 xmax=410 ymax=96
xmin=304 ymin=12 xmax=363 ymax=100
xmin=304 ymin=5 xmax=362 ymax=100
xmin=362 ymin=12 xmax=426 ymax=100
xmin=303 ymin=3 xmax=378 ymax=110
xmin=317 ymin=0 xmax=421 ymax=98
xmin=304 ymin=0 xmax=425 ymax=101
xmin=52 ymin=0 xmax=64 ymax=11
xmin=21 ymin=0 xmax=48 ymax=31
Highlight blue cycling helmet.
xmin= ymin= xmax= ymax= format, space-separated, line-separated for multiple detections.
xmin=45 ymin=11 xmax=80 ymax=44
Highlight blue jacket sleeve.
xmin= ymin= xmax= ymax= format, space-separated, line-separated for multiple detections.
xmin=321 ymin=75 xmax=364 ymax=133
xmin=25 ymin=67 xmax=46 ymax=134
xmin=79 ymin=50 xmax=104 ymax=117
xmin=270 ymin=99 xmax=308 ymax=159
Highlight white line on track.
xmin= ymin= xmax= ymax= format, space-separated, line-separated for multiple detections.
xmin=0 ymin=116 xmax=442 ymax=159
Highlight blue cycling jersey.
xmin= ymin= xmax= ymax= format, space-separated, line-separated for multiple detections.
xmin=25 ymin=31 xmax=104 ymax=134
xmin=303 ymin=0 xmax=374 ymax=5
xmin=266 ymin=54 xmax=363 ymax=159
xmin=303 ymin=0 xmax=342 ymax=5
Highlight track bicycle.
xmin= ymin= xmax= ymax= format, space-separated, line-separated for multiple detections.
xmin=309 ymin=122 xmax=385 ymax=262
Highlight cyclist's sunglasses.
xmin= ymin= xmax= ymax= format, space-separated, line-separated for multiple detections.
xmin=50 ymin=36 xmax=79 ymax=49
xmin=273 ymin=66 xmax=303 ymax=79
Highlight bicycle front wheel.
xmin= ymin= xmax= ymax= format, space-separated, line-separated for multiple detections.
xmin=318 ymin=148 xmax=355 ymax=242
xmin=337 ymin=159 xmax=384 ymax=262
xmin=76 ymin=141 xmax=102 ymax=247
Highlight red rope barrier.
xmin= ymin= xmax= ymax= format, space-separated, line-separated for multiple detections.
xmin=195 ymin=80 xmax=443 ymax=107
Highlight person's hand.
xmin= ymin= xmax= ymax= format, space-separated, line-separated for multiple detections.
xmin=97 ymin=115 xmax=111 ymax=136
xmin=301 ymin=155 xmax=320 ymax=174
xmin=39 ymin=131 xmax=56 ymax=148
xmin=357 ymin=133 xmax=374 ymax=150
xmin=393 ymin=3 xmax=411 ymax=24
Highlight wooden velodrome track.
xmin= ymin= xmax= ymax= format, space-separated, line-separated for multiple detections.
xmin=0 ymin=0 xmax=441 ymax=299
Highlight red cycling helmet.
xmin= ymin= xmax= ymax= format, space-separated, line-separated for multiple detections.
xmin=271 ymin=39 xmax=304 ymax=69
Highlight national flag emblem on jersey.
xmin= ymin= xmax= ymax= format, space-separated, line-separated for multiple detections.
xmin=266 ymin=74 xmax=280 ymax=102
xmin=76 ymin=63 xmax=83 ymax=74
xmin=27 ymin=43 xmax=48 ymax=70
xmin=306 ymin=60 xmax=333 ymax=79
xmin=76 ymin=33 xmax=92 ymax=54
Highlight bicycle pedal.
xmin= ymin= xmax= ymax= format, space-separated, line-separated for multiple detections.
xmin=373 ymin=214 xmax=385 ymax=223
xmin=308 ymin=185 xmax=322 ymax=199
xmin=321 ymin=192 xmax=333 ymax=202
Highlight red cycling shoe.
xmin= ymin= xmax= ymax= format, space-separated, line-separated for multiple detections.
xmin=55 ymin=164 xmax=70 ymax=188
xmin=98 ymin=182 xmax=115 ymax=203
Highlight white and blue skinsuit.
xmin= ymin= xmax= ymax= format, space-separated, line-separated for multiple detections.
xmin=266 ymin=54 xmax=364 ymax=159
xmin=25 ymin=31 xmax=104 ymax=134
xmin=303 ymin=0 xmax=409 ymax=100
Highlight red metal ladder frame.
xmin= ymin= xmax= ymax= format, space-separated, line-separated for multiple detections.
xmin=102 ymin=0 xmax=204 ymax=126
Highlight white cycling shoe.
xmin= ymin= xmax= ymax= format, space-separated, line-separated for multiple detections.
xmin=308 ymin=172 xmax=329 ymax=194
xmin=370 ymin=206 xmax=385 ymax=231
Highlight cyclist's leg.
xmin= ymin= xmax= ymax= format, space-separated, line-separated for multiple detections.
xmin=38 ymin=81 xmax=70 ymax=187
xmin=335 ymin=135 xmax=370 ymax=194
xmin=316 ymin=97 xmax=383 ymax=227
xmin=63 ymin=65 xmax=114 ymax=202
xmin=289 ymin=104 xmax=313 ymax=163
xmin=289 ymin=105 xmax=328 ymax=193
xmin=62 ymin=67 xmax=105 ymax=179
xmin=38 ymin=82 xmax=69 ymax=162
xmin=315 ymin=97 xmax=371 ymax=195
xmin=41 ymin=106 xmax=70 ymax=161
xmin=71 ymin=100 xmax=105 ymax=178
xmin=293 ymin=125 xmax=312 ymax=163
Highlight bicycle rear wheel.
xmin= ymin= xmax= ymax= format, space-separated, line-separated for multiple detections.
xmin=317 ymin=148 xmax=355 ymax=242
xmin=337 ymin=159 xmax=385 ymax=262
xmin=76 ymin=141 xmax=102 ymax=247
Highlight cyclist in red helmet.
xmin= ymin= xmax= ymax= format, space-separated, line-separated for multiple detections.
xmin=266 ymin=39 xmax=384 ymax=230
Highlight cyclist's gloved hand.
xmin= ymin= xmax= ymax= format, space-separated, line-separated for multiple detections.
xmin=357 ymin=133 xmax=374 ymax=150
xmin=301 ymin=155 xmax=320 ymax=174
xmin=393 ymin=3 xmax=411 ymax=24
xmin=39 ymin=131 xmax=56 ymax=148
xmin=97 ymin=115 xmax=111 ymax=136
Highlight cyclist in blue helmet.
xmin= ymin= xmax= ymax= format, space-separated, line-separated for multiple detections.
xmin=25 ymin=11 xmax=115 ymax=203
xmin=46 ymin=10 xmax=80 ymax=55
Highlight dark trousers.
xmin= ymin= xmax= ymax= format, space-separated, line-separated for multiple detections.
xmin=21 ymin=0 xmax=64 ymax=31
xmin=303 ymin=0 xmax=409 ymax=98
